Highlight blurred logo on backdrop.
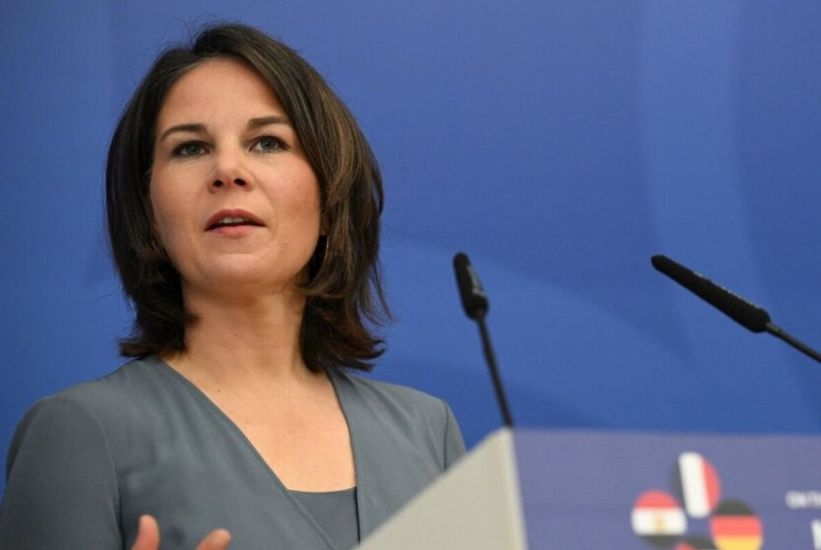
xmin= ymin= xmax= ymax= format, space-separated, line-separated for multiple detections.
xmin=631 ymin=452 xmax=763 ymax=550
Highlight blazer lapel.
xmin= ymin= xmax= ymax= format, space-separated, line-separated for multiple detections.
xmin=331 ymin=369 xmax=447 ymax=542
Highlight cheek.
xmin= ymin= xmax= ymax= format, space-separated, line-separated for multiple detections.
xmin=149 ymin=184 xmax=170 ymax=242
xmin=278 ymin=169 xmax=322 ymax=232
xmin=149 ymin=175 xmax=188 ymax=255
xmin=295 ymin=186 xmax=323 ymax=241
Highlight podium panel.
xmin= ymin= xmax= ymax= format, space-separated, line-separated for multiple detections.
xmin=516 ymin=429 xmax=821 ymax=548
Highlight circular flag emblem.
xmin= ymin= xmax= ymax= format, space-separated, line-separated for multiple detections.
xmin=677 ymin=535 xmax=718 ymax=550
xmin=710 ymin=500 xmax=763 ymax=550
xmin=632 ymin=490 xmax=687 ymax=549
xmin=674 ymin=452 xmax=722 ymax=518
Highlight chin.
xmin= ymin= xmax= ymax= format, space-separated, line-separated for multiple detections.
xmin=202 ymin=263 xmax=307 ymax=294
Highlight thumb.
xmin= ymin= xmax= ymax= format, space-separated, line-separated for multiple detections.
xmin=130 ymin=515 xmax=160 ymax=550
xmin=195 ymin=528 xmax=232 ymax=550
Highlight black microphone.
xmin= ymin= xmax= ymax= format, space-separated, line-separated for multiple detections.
xmin=453 ymin=253 xmax=514 ymax=427
xmin=651 ymin=254 xmax=821 ymax=364
xmin=454 ymin=252 xmax=489 ymax=320
xmin=651 ymin=254 xmax=770 ymax=332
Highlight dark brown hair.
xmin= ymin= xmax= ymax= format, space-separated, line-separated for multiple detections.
xmin=106 ymin=23 xmax=388 ymax=371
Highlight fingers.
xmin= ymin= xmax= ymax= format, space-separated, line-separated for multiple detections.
xmin=131 ymin=514 xmax=230 ymax=550
xmin=195 ymin=529 xmax=232 ymax=550
xmin=130 ymin=515 xmax=160 ymax=550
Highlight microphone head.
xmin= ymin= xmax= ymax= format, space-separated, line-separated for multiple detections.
xmin=453 ymin=252 xmax=489 ymax=320
xmin=651 ymin=254 xmax=771 ymax=333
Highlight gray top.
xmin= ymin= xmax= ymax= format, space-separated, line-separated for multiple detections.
xmin=0 ymin=357 xmax=465 ymax=549
xmin=291 ymin=488 xmax=358 ymax=550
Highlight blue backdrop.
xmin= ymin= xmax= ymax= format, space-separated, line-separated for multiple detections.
xmin=2 ymin=1 xmax=821 ymax=499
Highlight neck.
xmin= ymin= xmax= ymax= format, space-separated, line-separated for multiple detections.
xmin=166 ymin=283 xmax=316 ymax=387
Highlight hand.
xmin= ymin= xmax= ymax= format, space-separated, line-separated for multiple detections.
xmin=131 ymin=515 xmax=232 ymax=550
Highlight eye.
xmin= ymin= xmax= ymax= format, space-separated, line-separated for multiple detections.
xmin=253 ymin=136 xmax=287 ymax=153
xmin=172 ymin=141 xmax=208 ymax=158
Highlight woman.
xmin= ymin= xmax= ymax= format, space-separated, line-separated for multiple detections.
xmin=0 ymin=23 xmax=464 ymax=550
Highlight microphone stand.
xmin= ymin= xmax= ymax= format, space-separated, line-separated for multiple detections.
xmin=765 ymin=323 xmax=821 ymax=365
xmin=475 ymin=311 xmax=514 ymax=428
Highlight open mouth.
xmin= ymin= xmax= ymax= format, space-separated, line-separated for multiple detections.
xmin=206 ymin=210 xmax=265 ymax=231
xmin=207 ymin=217 xmax=263 ymax=230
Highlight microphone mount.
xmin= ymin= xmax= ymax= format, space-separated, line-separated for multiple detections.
xmin=652 ymin=254 xmax=821 ymax=365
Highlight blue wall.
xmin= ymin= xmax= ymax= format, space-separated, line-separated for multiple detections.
xmin=2 ymin=1 xmax=821 ymax=499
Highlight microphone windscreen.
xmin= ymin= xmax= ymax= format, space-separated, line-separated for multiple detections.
xmin=453 ymin=252 xmax=489 ymax=320
xmin=651 ymin=255 xmax=771 ymax=333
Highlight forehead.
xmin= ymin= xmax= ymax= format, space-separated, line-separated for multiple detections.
xmin=156 ymin=58 xmax=284 ymax=127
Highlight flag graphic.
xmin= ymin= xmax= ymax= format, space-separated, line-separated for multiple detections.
xmin=710 ymin=500 xmax=763 ymax=550
xmin=675 ymin=452 xmax=721 ymax=518
xmin=632 ymin=490 xmax=687 ymax=549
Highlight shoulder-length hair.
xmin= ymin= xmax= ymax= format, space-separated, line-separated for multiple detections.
xmin=106 ymin=23 xmax=388 ymax=371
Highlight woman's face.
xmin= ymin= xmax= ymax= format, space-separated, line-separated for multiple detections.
xmin=149 ymin=58 xmax=321 ymax=299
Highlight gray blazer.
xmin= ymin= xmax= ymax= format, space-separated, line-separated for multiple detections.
xmin=0 ymin=357 xmax=465 ymax=549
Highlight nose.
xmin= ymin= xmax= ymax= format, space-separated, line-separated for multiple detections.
xmin=208 ymin=148 xmax=254 ymax=191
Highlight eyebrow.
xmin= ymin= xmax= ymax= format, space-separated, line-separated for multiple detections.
xmin=158 ymin=115 xmax=292 ymax=143
xmin=248 ymin=115 xmax=291 ymax=129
